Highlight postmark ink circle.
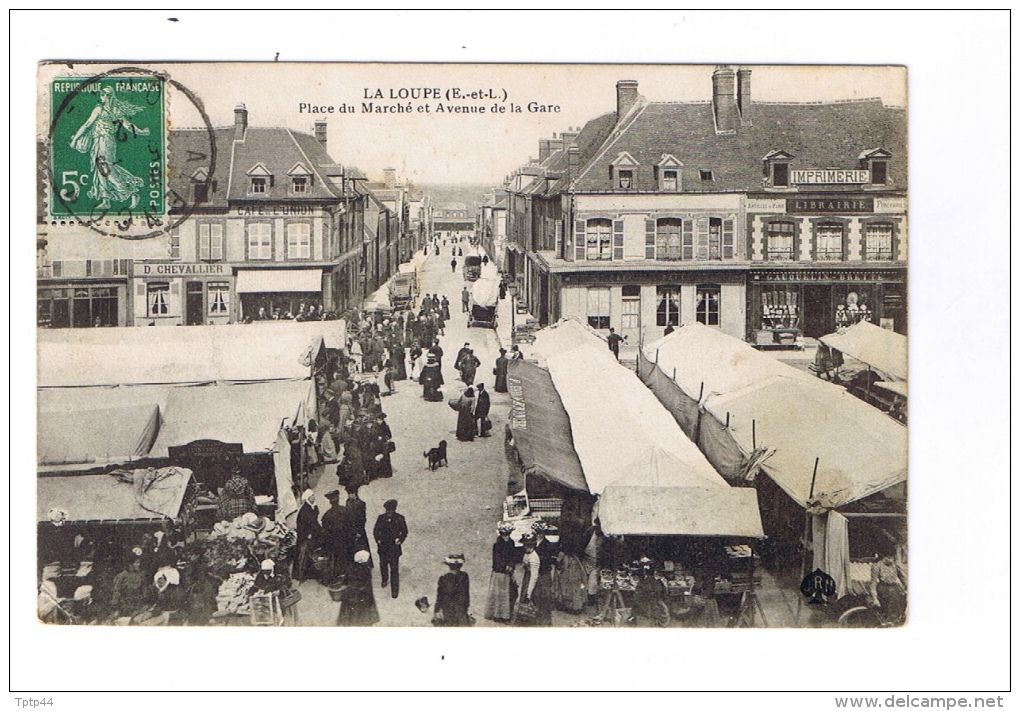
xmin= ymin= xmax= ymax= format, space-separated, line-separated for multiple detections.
xmin=47 ymin=65 xmax=216 ymax=240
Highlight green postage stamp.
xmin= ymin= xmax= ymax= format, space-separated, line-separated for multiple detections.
xmin=49 ymin=75 xmax=166 ymax=222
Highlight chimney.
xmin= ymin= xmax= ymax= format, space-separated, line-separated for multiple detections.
xmin=560 ymin=128 xmax=579 ymax=146
xmin=314 ymin=120 xmax=328 ymax=149
xmin=539 ymin=139 xmax=551 ymax=162
xmin=616 ymin=80 xmax=639 ymax=123
xmin=234 ymin=103 xmax=248 ymax=140
xmin=737 ymin=67 xmax=752 ymax=126
xmin=567 ymin=145 xmax=580 ymax=182
xmin=712 ymin=66 xmax=737 ymax=134
xmin=383 ymin=168 xmax=396 ymax=189
xmin=549 ymin=138 xmax=564 ymax=155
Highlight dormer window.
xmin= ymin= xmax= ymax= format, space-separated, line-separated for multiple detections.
xmin=246 ymin=163 xmax=274 ymax=195
xmin=190 ymin=167 xmax=214 ymax=203
xmin=656 ymin=154 xmax=683 ymax=192
xmin=609 ymin=151 xmax=640 ymax=190
xmin=288 ymin=162 xmax=313 ymax=195
xmin=764 ymin=150 xmax=795 ymax=188
xmin=700 ymin=169 xmax=714 ymax=182
xmin=859 ymin=148 xmax=892 ymax=186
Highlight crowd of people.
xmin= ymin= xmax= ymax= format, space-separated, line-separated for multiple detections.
xmin=244 ymin=300 xmax=340 ymax=323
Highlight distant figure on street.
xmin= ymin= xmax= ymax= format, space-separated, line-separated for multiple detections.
xmin=293 ymin=489 xmax=321 ymax=581
xmin=320 ymin=489 xmax=348 ymax=584
xmin=373 ymin=499 xmax=408 ymax=599
xmin=458 ymin=349 xmax=480 ymax=386
xmin=499 ymin=279 xmax=507 ymax=301
xmin=433 ymin=554 xmax=471 ymax=626
xmin=420 ymin=354 xmax=445 ymax=402
xmin=451 ymin=258 xmax=457 ymax=273
xmin=493 ymin=349 xmax=509 ymax=393
xmin=462 ymin=286 xmax=470 ymax=313
xmin=607 ymin=328 xmax=626 ymax=360
xmin=474 ymin=383 xmax=491 ymax=437
xmin=336 ymin=550 xmax=379 ymax=627
xmin=455 ymin=387 xmax=476 ymax=442
xmin=440 ymin=296 xmax=451 ymax=321
xmin=482 ymin=255 xmax=489 ymax=265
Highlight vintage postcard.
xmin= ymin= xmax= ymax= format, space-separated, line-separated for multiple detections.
xmin=35 ymin=61 xmax=909 ymax=634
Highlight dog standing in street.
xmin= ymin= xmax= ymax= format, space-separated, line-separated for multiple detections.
xmin=424 ymin=440 xmax=448 ymax=471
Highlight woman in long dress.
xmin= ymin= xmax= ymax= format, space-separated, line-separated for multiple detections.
xmin=455 ymin=387 xmax=476 ymax=442
xmin=483 ymin=523 xmax=519 ymax=622
xmin=337 ymin=550 xmax=379 ymax=626
xmin=493 ymin=349 xmax=509 ymax=393
xmin=69 ymin=87 xmax=150 ymax=210
xmin=419 ymin=355 xmax=444 ymax=401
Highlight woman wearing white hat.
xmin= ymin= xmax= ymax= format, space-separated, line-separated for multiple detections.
xmin=336 ymin=550 xmax=380 ymax=626
xmin=433 ymin=554 xmax=471 ymax=626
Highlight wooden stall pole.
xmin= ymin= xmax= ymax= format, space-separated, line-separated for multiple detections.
xmin=725 ymin=412 xmax=730 ymax=428
xmin=796 ymin=457 xmax=821 ymax=624
xmin=752 ymin=420 xmax=757 ymax=450
xmin=693 ymin=381 xmax=705 ymax=443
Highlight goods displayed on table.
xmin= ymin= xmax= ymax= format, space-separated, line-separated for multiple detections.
xmin=215 ymin=573 xmax=256 ymax=616
xmin=598 ymin=563 xmax=696 ymax=594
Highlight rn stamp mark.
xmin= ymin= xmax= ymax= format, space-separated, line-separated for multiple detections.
xmin=50 ymin=75 xmax=166 ymax=221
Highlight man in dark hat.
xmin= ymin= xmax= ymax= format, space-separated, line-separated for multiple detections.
xmin=373 ymin=500 xmax=409 ymax=598
xmin=320 ymin=489 xmax=349 ymax=584
xmin=474 ymin=383 xmax=491 ymax=437
xmin=454 ymin=342 xmax=471 ymax=372
xmin=419 ymin=352 xmax=445 ymax=402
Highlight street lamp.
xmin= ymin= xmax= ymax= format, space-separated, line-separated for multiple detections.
xmin=507 ymin=281 xmax=519 ymax=338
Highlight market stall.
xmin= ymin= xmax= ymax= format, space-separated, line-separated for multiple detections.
xmin=591 ymin=484 xmax=767 ymax=626
xmin=503 ymin=360 xmax=591 ymax=548
xmin=819 ymin=320 xmax=907 ymax=420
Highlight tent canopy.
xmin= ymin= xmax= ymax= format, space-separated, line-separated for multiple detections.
xmin=643 ymin=322 xmax=815 ymax=403
xmin=819 ymin=321 xmax=907 ymax=381
xmin=598 ymin=485 xmax=765 ymax=538
xmin=37 ymin=404 xmax=160 ymax=470
xmin=149 ymin=380 xmax=314 ymax=457
xmin=545 ymin=340 xmax=727 ymax=496
xmin=527 ymin=319 xmax=613 ymax=367
xmin=37 ymin=322 xmax=343 ymax=387
xmin=705 ymin=377 xmax=907 ymax=510
xmin=37 ymin=469 xmax=192 ymax=524
xmin=470 ymin=278 xmax=500 ymax=308
xmin=506 ymin=360 xmax=587 ymax=493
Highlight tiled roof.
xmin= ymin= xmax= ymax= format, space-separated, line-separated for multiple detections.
xmin=166 ymin=125 xmax=349 ymax=208
xmin=571 ymin=99 xmax=906 ymax=193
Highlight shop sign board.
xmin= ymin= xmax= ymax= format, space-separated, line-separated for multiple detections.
xmin=133 ymin=262 xmax=235 ymax=277
xmin=786 ymin=197 xmax=874 ymax=214
xmin=790 ymin=169 xmax=870 ymax=184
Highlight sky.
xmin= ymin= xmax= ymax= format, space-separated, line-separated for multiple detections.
xmin=38 ymin=62 xmax=905 ymax=187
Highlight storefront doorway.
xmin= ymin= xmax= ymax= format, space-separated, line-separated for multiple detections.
xmin=186 ymin=282 xmax=205 ymax=326
xmin=802 ymin=285 xmax=830 ymax=338
xmin=620 ymin=285 xmax=641 ymax=344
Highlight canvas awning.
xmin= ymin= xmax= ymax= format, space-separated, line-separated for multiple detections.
xmin=38 ymin=323 xmax=325 ymax=387
xmin=148 ymin=379 xmax=315 ymax=458
xmin=704 ymin=377 xmax=907 ymax=510
xmin=507 ymin=360 xmax=587 ymax=493
xmin=598 ymin=485 xmax=765 ymax=538
xmin=235 ymin=268 xmax=323 ymax=293
xmin=544 ymin=337 xmax=727 ymax=496
xmin=819 ymin=321 xmax=907 ymax=381
xmin=37 ymin=468 xmax=192 ymax=524
xmin=37 ymin=404 xmax=160 ymax=470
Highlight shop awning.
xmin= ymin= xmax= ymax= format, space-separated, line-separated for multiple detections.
xmin=37 ymin=468 xmax=192 ymax=524
xmin=507 ymin=360 xmax=587 ymax=493
xmin=819 ymin=321 xmax=907 ymax=381
xmin=598 ymin=485 xmax=765 ymax=538
xmin=236 ymin=269 xmax=323 ymax=294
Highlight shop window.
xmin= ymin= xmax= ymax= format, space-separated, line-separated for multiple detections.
xmin=656 ymin=285 xmax=680 ymax=327
xmin=287 ymin=222 xmax=312 ymax=259
xmin=148 ymin=282 xmax=170 ymax=316
xmin=765 ymin=221 xmax=796 ymax=261
xmin=695 ymin=284 xmax=720 ymax=326
xmin=198 ymin=223 xmax=224 ymax=261
xmin=586 ymin=287 xmax=611 ymax=330
xmin=38 ymin=286 xmax=117 ymax=328
xmin=835 ymin=289 xmax=873 ymax=329
xmin=209 ymin=282 xmax=230 ymax=315
xmin=247 ymin=223 xmax=272 ymax=260
xmin=864 ymin=223 xmax=894 ymax=261
xmin=761 ymin=287 xmax=800 ymax=329
xmin=585 ymin=218 xmax=613 ymax=261
xmin=815 ymin=223 xmax=845 ymax=261
xmin=655 ymin=218 xmax=683 ymax=261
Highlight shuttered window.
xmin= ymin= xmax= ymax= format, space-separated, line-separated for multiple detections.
xmin=612 ymin=219 xmax=624 ymax=260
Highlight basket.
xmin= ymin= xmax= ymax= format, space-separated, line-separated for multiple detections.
xmin=310 ymin=550 xmax=329 ymax=573
xmin=327 ymin=584 xmax=347 ymax=602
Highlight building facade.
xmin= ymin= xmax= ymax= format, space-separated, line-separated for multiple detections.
xmin=504 ymin=69 xmax=907 ymax=344
xmin=38 ymin=107 xmax=374 ymax=327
